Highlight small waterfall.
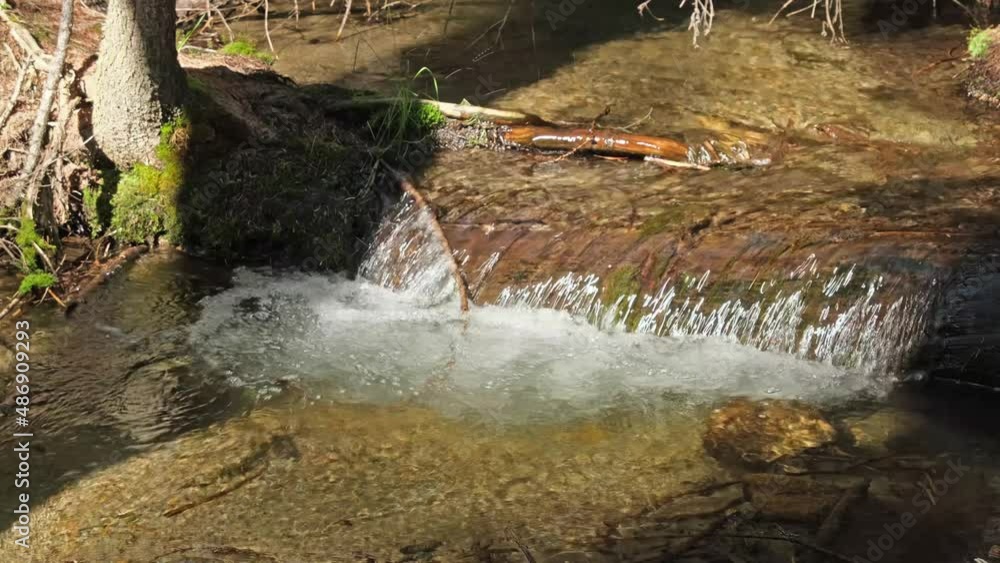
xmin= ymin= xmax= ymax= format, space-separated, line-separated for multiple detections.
xmin=359 ymin=199 xmax=459 ymax=307
xmin=361 ymin=201 xmax=934 ymax=375
xmin=495 ymin=259 xmax=933 ymax=374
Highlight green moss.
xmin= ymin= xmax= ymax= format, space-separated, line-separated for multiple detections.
xmin=969 ymin=28 xmax=994 ymax=59
xmin=220 ymin=37 xmax=275 ymax=64
xmin=186 ymin=75 xmax=209 ymax=95
xmin=177 ymin=139 xmax=376 ymax=268
xmin=83 ymin=171 xmax=116 ymax=236
xmin=109 ymin=116 xmax=189 ymax=243
xmin=17 ymin=271 xmax=55 ymax=296
xmin=602 ymin=265 xmax=642 ymax=331
xmin=603 ymin=265 xmax=640 ymax=306
xmin=414 ymin=103 xmax=446 ymax=131
xmin=15 ymin=217 xmax=54 ymax=273
xmin=639 ymin=208 xmax=687 ymax=238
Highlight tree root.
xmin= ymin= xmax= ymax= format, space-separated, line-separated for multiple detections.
xmin=0 ymin=9 xmax=50 ymax=70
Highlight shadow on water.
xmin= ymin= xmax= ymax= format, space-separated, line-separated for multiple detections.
xmin=0 ymin=254 xmax=247 ymax=532
xmin=839 ymin=174 xmax=1000 ymax=389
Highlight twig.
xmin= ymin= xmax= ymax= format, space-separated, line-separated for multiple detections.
xmin=215 ymin=7 xmax=236 ymax=43
xmin=31 ymin=241 xmax=56 ymax=274
xmin=505 ymin=529 xmax=537 ymax=563
xmin=645 ymin=156 xmax=710 ymax=170
xmin=541 ymin=105 xmax=611 ymax=165
xmin=44 ymin=287 xmax=66 ymax=309
xmin=20 ymin=0 xmax=74 ymax=216
xmin=327 ymin=96 xmax=548 ymax=125
xmin=637 ymin=0 xmax=665 ymax=21
xmin=337 ymin=0 xmax=354 ymax=39
xmin=0 ymin=42 xmax=29 ymax=132
xmin=815 ymin=480 xmax=869 ymax=546
xmin=0 ymin=295 xmax=23 ymax=320
xmin=163 ymin=464 xmax=267 ymax=517
xmin=263 ymin=0 xmax=276 ymax=55
xmin=625 ymin=531 xmax=856 ymax=563
xmin=64 ymin=244 xmax=148 ymax=314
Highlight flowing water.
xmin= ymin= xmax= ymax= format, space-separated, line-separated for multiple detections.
xmin=4 ymin=1 xmax=1000 ymax=561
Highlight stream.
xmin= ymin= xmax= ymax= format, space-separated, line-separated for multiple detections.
xmin=3 ymin=0 xmax=1000 ymax=561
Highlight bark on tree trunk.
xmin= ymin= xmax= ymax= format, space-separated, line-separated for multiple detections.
xmin=92 ymin=0 xmax=186 ymax=167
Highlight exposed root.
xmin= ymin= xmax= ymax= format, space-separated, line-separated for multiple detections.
xmin=769 ymin=0 xmax=846 ymax=43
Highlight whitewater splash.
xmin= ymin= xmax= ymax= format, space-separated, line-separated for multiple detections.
xmin=494 ymin=262 xmax=931 ymax=375
xmin=361 ymin=199 xmax=933 ymax=377
xmin=191 ymin=269 xmax=885 ymax=421
xmin=187 ymin=200 xmax=922 ymax=419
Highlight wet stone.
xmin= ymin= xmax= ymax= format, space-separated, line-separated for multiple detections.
xmin=844 ymin=407 xmax=929 ymax=454
xmin=646 ymin=482 xmax=746 ymax=521
xmin=744 ymin=474 xmax=863 ymax=523
xmin=703 ymin=398 xmax=837 ymax=466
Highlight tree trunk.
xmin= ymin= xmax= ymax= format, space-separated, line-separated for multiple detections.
xmin=92 ymin=0 xmax=186 ymax=167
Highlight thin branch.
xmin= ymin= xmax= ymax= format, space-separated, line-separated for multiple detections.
xmin=0 ymin=43 xmax=29 ymax=132
xmin=20 ymin=0 xmax=74 ymax=215
xmin=337 ymin=0 xmax=354 ymax=39
xmin=263 ymin=0 xmax=276 ymax=54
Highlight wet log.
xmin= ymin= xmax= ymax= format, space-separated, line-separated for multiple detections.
xmin=499 ymin=126 xmax=691 ymax=161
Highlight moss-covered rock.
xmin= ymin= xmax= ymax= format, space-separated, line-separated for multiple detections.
xmin=177 ymin=140 xmax=377 ymax=269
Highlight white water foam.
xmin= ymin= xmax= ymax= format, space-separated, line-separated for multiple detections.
xmin=190 ymin=268 xmax=888 ymax=421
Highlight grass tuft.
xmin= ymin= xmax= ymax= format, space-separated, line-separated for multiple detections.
xmin=15 ymin=217 xmax=54 ymax=273
xmin=220 ymin=37 xmax=276 ymax=64
xmin=17 ymin=271 xmax=56 ymax=296
xmin=969 ymin=28 xmax=994 ymax=59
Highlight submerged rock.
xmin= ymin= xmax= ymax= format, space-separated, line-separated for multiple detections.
xmin=844 ymin=407 xmax=929 ymax=455
xmin=703 ymin=397 xmax=837 ymax=465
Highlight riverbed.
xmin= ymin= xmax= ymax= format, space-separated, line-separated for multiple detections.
xmin=3 ymin=0 xmax=1000 ymax=561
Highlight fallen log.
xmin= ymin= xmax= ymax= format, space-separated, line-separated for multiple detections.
xmin=499 ymin=125 xmax=691 ymax=161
